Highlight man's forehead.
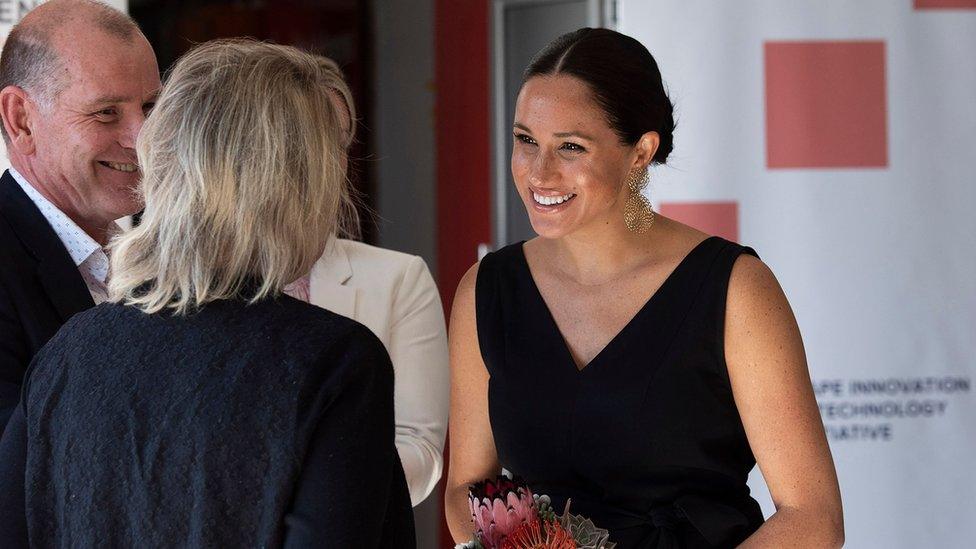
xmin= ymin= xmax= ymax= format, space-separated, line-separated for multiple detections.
xmin=53 ymin=23 xmax=156 ymax=72
xmin=56 ymin=37 xmax=160 ymax=105
xmin=63 ymin=70 xmax=160 ymax=107
xmin=63 ymin=41 xmax=155 ymax=75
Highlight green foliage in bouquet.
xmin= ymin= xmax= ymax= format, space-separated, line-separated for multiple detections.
xmin=559 ymin=510 xmax=616 ymax=549
xmin=533 ymin=494 xmax=557 ymax=523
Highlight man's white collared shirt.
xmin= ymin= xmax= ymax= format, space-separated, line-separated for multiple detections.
xmin=10 ymin=167 xmax=113 ymax=304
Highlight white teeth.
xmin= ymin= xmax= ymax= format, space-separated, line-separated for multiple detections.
xmin=103 ymin=162 xmax=138 ymax=173
xmin=533 ymin=191 xmax=576 ymax=206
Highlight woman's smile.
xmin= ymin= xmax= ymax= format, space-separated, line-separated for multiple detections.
xmin=529 ymin=185 xmax=578 ymax=212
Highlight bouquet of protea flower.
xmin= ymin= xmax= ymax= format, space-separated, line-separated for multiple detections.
xmin=455 ymin=476 xmax=615 ymax=549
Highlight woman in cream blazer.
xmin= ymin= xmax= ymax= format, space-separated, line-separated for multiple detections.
xmin=288 ymin=237 xmax=448 ymax=506
xmin=285 ymin=56 xmax=448 ymax=506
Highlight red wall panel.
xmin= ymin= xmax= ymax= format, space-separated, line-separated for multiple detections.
xmin=435 ymin=0 xmax=492 ymax=314
xmin=435 ymin=1 xmax=491 ymax=546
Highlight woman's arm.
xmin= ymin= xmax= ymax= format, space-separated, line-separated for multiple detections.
xmin=725 ymin=255 xmax=844 ymax=548
xmin=445 ymin=263 xmax=502 ymax=542
xmin=388 ymin=256 xmax=450 ymax=506
xmin=283 ymin=328 xmax=412 ymax=547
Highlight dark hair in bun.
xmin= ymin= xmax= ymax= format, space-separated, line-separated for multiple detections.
xmin=524 ymin=27 xmax=675 ymax=164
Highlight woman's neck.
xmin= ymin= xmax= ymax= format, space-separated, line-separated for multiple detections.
xmin=540 ymin=215 xmax=662 ymax=286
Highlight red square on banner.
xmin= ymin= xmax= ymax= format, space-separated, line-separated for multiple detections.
xmin=915 ymin=0 xmax=976 ymax=8
xmin=659 ymin=202 xmax=738 ymax=242
xmin=765 ymin=41 xmax=887 ymax=168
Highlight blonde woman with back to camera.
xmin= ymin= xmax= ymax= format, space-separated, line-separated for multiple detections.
xmin=284 ymin=56 xmax=449 ymax=508
xmin=0 ymin=39 xmax=415 ymax=547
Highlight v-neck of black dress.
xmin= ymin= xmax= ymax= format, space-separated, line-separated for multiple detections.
xmin=516 ymin=237 xmax=718 ymax=374
xmin=476 ymin=236 xmax=765 ymax=548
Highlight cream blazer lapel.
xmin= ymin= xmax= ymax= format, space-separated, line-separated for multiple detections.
xmin=308 ymin=239 xmax=358 ymax=319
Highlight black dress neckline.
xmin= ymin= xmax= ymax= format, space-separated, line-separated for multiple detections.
xmin=515 ymin=236 xmax=720 ymax=373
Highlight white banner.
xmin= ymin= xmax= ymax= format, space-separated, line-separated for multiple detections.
xmin=0 ymin=0 xmax=128 ymax=172
xmin=620 ymin=1 xmax=976 ymax=547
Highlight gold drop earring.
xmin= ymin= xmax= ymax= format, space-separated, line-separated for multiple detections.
xmin=624 ymin=167 xmax=654 ymax=233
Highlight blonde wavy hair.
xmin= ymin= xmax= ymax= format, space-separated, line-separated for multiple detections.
xmin=109 ymin=39 xmax=355 ymax=314
xmin=315 ymin=55 xmax=356 ymax=146
xmin=315 ymin=53 xmax=362 ymax=239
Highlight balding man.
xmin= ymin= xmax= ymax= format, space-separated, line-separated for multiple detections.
xmin=0 ymin=0 xmax=159 ymax=432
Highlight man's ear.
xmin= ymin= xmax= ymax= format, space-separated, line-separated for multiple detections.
xmin=0 ymin=85 xmax=36 ymax=155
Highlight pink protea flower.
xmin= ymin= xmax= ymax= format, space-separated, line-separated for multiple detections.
xmin=468 ymin=476 xmax=539 ymax=549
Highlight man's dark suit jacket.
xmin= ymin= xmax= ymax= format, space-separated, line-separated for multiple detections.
xmin=0 ymin=169 xmax=94 ymax=432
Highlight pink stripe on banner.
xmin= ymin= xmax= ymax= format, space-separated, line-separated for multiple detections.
xmin=915 ymin=0 xmax=976 ymax=8
xmin=659 ymin=202 xmax=739 ymax=243
xmin=765 ymin=41 xmax=887 ymax=169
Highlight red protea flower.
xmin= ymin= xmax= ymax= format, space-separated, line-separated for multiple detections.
xmin=502 ymin=519 xmax=577 ymax=549
xmin=469 ymin=476 xmax=539 ymax=549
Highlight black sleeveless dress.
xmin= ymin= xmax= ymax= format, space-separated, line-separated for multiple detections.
xmin=475 ymin=237 xmax=764 ymax=548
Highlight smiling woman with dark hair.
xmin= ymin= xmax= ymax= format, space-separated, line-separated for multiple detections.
xmin=447 ymin=28 xmax=843 ymax=548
